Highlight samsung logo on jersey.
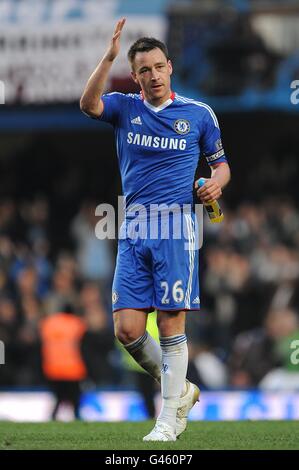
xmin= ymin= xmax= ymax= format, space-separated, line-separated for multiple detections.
xmin=127 ymin=132 xmax=187 ymax=151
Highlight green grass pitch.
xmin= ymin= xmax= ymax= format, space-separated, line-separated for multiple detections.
xmin=0 ymin=421 xmax=298 ymax=450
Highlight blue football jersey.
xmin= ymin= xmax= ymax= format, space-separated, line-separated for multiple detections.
xmin=99 ymin=91 xmax=227 ymax=212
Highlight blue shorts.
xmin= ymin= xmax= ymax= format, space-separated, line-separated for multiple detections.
xmin=112 ymin=211 xmax=200 ymax=312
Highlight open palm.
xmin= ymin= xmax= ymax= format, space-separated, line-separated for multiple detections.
xmin=106 ymin=18 xmax=126 ymax=61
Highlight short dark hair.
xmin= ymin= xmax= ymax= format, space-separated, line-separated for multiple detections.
xmin=127 ymin=37 xmax=169 ymax=66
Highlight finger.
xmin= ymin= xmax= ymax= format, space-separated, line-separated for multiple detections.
xmin=200 ymin=186 xmax=221 ymax=195
xmin=112 ymin=31 xmax=121 ymax=42
xmin=200 ymin=186 xmax=219 ymax=198
xmin=113 ymin=20 xmax=126 ymax=42
xmin=113 ymin=20 xmax=122 ymax=35
xmin=113 ymin=23 xmax=120 ymax=35
xmin=114 ymin=17 xmax=126 ymax=34
xmin=202 ymin=181 xmax=217 ymax=190
xmin=197 ymin=187 xmax=208 ymax=195
xmin=119 ymin=17 xmax=126 ymax=30
xmin=197 ymin=189 xmax=221 ymax=200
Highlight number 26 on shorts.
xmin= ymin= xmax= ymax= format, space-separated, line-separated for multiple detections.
xmin=161 ymin=280 xmax=184 ymax=304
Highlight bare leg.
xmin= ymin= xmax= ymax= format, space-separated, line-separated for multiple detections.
xmin=114 ymin=309 xmax=162 ymax=381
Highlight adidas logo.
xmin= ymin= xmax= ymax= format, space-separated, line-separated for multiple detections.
xmin=192 ymin=296 xmax=200 ymax=304
xmin=131 ymin=116 xmax=142 ymax=125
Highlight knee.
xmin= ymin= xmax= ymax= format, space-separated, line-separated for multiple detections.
xmin=113 ymin=310 xmax=147 ymax=345
xmin=114 ymin=324 xmax=141 ymax=345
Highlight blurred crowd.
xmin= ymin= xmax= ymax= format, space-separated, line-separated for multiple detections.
xmin=178 ymin=14 xmax=280 ymax=96
xmin=0 ymin=196 xmax=299 ymax=399
xmin=0 ymin=198 xmax=116 ymax=388
xmin=188 ymin=197 xmax=299 ymax=390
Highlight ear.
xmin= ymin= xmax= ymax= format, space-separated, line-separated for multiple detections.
xmin=168 ymin=60 xmax=173 ymax=76
xmin=131 ymin=71 xmax=139 ymax=85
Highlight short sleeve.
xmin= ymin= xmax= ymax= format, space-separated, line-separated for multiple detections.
xmin=99 ymin=92 xmax=127 ymax=125
xmin=200 ymin=107 xmax=227 ymax=165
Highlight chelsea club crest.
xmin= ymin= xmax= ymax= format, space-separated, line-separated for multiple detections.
xmin=174 ymin=119 xmax=190 ymax=135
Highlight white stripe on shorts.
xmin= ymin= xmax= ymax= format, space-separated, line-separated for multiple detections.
xmin=184 ymin=214 xmax=195 ymax=309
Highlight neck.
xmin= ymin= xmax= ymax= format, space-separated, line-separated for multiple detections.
xmin=143 ymin=90 xmax=173 ymax=107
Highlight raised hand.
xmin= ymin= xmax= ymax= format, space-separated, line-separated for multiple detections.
xmin=105 ymin=18 xmax=126 ymax=62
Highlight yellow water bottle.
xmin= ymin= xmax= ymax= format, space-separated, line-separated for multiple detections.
xmin=197 ymin=177 xmax=224 ymax=223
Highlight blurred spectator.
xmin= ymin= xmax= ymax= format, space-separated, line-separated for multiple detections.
xmin=15 ymin=266 xmax=39 ymax=299
xmin=228 ymin=308 xmax=299 ymax=388
xmin=80 ymin=282 xmax=116 ymax=386
xmin=31 ymin=237 xmax=52 ymax=298
xmin=188 ymin=343 xmax=228 ymax=390
xmin=15 ymin=295 xmax=42 ymax=385
xmin=20 ymin=197 xmax=50 ymax=246
xmin=43 ymin=262 xmax=79 ymax=315
xmin=39 ymin=304 xmax=87 ymax=420
xmin=0 ymin=236 xmax=14 ymax=284
xmin=0 ymin=199 xmax=24 ymax=241
xmin=186 ymin=311 xmax=228 ymax=389
xmin=0 ymin=297 xmax=19 ymax=386
xmin=202 ymin=247 xmax=268 ymax=351
xmin=203 ymin=14 xmax=280 ymax=96
xmin=259 ymin=308 xmax=299 ymax=390
xmin=71 ymin=201 xmax=114 ymax=310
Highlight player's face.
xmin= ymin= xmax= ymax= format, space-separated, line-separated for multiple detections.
xmin=131 ymin=48 xmax=173 ymax=106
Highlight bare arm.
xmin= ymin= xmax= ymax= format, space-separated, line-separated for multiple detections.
xmin=210 ymin=162 xmax=231 ymax=189
xmin=80 ymin=18 xmax=126 ymax=118
xmin=196 ymin=162 xmax=231 ymax=203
